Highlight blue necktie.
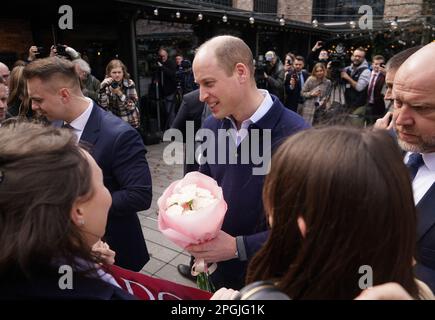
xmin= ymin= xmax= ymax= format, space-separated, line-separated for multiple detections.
xmin=406 ymin=153 xmax=424 ymax=180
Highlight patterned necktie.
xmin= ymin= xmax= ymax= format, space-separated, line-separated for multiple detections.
xmin=406 ymin=153 xmax=424 ymax=180
xmin=368 ymin=73 xmax=377 ymax=98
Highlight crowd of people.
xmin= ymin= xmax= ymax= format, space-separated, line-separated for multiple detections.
xmin=1 ymin=35 xmax=435 ymax=301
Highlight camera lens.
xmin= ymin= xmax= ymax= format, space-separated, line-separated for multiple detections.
xmin=111 ymin=82 xmax=119 ymax=89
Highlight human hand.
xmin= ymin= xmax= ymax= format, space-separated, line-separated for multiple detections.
xmin=263 ymin=72 xmax=268 ymax=80
xmin=313 ymin=41 xmax=323 ymax=51
xmin=186 ymin=230 xmax=237 ymax=263
xmin=340 ymin=71 xmax=350 ymax=80
xmin=210 ymin=288 xmax=240 ymax=300
xmin=290 ymin=77 xmax=296 ymax=88
xmin=92 ymin=240 xmax=116 ymax=265
xmin=28 ymin=46 xmax=39 ymax=61
xmin=379 ymin=65 xmax=386 ymax=75
xmin=355 ymin=283 xmax=413 ymax=300
xmin=49 ymin=45 xmax=57 ymax=57
xmin=101 ymin=77 xmax=114 ymax=88
xmin=311 ymin=90 xmax=321 ymax=97
xmin=157 ymin=61 xmax=163 ymax=67
xmin=373 ymin=111 xmax=396 ymax=130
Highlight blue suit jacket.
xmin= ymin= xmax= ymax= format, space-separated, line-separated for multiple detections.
xmin=415 ymin=183 xmax=435 ymax=292
xmin=81 ymin=104 xmax=152 ymax=271
xmin=199 ymin=95 xmax=310 ymax=289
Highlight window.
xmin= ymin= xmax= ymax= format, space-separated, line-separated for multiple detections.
xmin=254 ymin=0 xmax=278 ymax=13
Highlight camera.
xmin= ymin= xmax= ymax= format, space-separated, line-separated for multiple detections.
xmin=254 ymin=56 xmax=268 ymax=88
xmin=328 ymin=43 xmax=347 ymax=84
xmin=110 ymin=82 xmax=119 ymax=89
xmin=35 ymin=46 xmax=45 ymax=56
xmin=176 ymin=59 xmax=195 ymax=95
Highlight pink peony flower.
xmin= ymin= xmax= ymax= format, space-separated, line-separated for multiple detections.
xmin=157 ymin=171 xmax=227 ymax=249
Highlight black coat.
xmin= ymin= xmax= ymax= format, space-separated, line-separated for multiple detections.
xmin=171 ymin=89 xmax=206 ymax=174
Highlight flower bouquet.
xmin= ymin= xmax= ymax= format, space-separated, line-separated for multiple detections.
xmin=157 ymin=172 xmax=227 ymax=292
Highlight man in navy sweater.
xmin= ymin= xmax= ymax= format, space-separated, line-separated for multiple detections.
xmin=186 ymin=35 xmax=309 ymax=289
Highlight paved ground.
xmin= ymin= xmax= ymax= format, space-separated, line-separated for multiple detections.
xmin=137 ymin=140 xmax=197 ymax=288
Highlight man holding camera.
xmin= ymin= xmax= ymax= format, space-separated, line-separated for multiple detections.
xmin=340 ymin=47 xmax=371 ymax=125
xmin=284 ymin=56 xmax=309 ymax=113
xmin=259 ymin=51 xmax=285 ymax=102
xmin=307 ymin=41 xmax=330 ymax=71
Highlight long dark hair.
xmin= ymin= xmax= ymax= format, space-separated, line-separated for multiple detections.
xmin=0 ymin=122 xmax=99 ymax=281
xmin=246 ymin=126 xmax=418 ymax=299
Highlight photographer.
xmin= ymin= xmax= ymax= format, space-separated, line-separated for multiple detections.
xmin=340 ymin=47 xmax=371 ymax=123
xmin=175 ymin=59 xmax=196 ymax=96
xmin=256 ymin=51 xmax=285 ymax=101
xmin=284 ymin=56 xmax=309 ymax=113
xmin=155 ymin=48 xmax=177 ymax=129
xmin=307 ymin=41 xmax=330 ymax=71
xmin=98 ymin=59 xmax=140 ymax=129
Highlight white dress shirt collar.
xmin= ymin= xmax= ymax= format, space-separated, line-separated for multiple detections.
xmin=68 ymin=98 xmax=94 ymax=141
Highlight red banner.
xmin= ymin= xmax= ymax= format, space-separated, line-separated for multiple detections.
xmin=105 ymin=264 xmax=212 ymax=300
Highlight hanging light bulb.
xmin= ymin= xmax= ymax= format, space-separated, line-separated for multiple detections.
xmin=312 ymin=19 xmax=318 ymax=28
xmin=279 ymin=15 xmax=285 ymax=27
xmin=249 ymin=16 xmax=255 ymax=25
xmin=390 ymin=20 xmax=398 ymax=30
xmin=349 ymin=21 xmax=356 ymax=29
xmin=198 ymin=13 xmax=203 ymax=21
xmin=176 ymin=11 xmax=181 ymax=19
xmin=153 ymin=8 xmax=159 ymax=16
xmin=222 ymin=14 xmax=228 ymax=23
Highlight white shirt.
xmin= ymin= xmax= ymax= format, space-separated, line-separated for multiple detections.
xmin=404 ymin=152 xmax=435 ymax=205
xmin=226 ymin=89 xmax=273 ymax=146
xmin=67 ymin=98 xmax=94 ymax=141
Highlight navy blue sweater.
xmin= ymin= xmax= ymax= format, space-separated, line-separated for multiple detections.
xmin=199 ymin=95 xmax=310 ymax=289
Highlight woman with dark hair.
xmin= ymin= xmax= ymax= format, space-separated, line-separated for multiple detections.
xmin=0 ymin=122 xmax=132 ymax=299
xmin=0 ymin=122 xmax=212 ymax=300
xmin=213 ymin=126 xmax=433 ymax=299
xmin=98 ymin=59 xmax=140 ymax=129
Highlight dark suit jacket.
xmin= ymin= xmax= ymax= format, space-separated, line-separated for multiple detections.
xmin=415 ymin=183 xmax=435 ymax=292
xmin=81 ymin=104 xmax=152 ymax=271
xmin=171 ymin=89 xmax=206 ymax=174
xmin=369 ymin=72 xmax=386 ymax=117
xmin=284 ymin=70 xmax=309 ymax=112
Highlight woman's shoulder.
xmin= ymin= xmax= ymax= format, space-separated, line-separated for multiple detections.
xmin=416 ymin=279 xmax=435 ymax=300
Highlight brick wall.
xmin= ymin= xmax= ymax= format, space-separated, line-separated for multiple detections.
xmin=233 ymin=0 xmax=254 ymax=11
xmin=0 ymin=19 xmax=33 ymax=60
xmin=278 ymin=0 xmax=313 ymax=24
xmin=384 ymin=0 xmax=424 ymax=19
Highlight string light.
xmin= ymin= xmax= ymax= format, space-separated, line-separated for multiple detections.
xmin=312 ymin=19 xmax=318 ymax=28
xmin=222 ymin=14 xmax=228 ymax=23
xmin=349 ymin=21 xmax=356 ymax=29
xmin=249 ymin=16 xmax=255 ymax=25
xmin=175 ymin=11 xmax=181 ymax=19
xmin=279 ymin=15 xmax=285 ymax=27
xmin=197 ymin=13 xmax=203 ymax=21
xmin=153 ymin=8 xmax=158 ymax=16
